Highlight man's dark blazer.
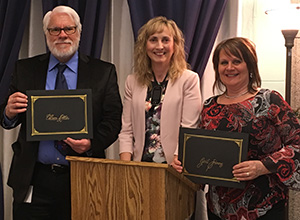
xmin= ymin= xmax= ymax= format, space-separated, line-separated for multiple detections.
xmin=0 ymin=52 xmax=122 ymax=203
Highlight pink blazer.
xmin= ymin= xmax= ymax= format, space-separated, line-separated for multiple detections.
xmin=119 ymin=69 xmax=202 ymax=164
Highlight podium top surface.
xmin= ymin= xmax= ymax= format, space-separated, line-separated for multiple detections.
xmin=66 ymin=156 xmax=199 ymax=191
xmin=66 ymin=156 xmax=169 ymax=168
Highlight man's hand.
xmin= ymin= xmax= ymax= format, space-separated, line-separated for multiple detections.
xmin=5 ymin=92 xmax=28 ymax=119
xmin=64 ymin=138 xmax=91 ymax=154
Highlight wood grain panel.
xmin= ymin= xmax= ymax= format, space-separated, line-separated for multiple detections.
xmin=67 ymin=156 xmax=197 ymax=220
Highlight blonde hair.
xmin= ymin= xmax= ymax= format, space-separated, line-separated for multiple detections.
xmin=134 ymin=16 xmax=188 ymax=87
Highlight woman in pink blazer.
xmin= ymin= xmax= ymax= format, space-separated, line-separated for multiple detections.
xmin=119 ymin=16 xmax=202 ymax=165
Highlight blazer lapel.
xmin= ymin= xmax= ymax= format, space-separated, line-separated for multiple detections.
xmin=77 ymin=53 xmax=90 ymax=89
xmin=34 ymin=53 xmax=50 ymax=90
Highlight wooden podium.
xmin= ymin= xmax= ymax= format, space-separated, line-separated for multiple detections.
xmin=66 ymin=156 xmax=198 ymax=220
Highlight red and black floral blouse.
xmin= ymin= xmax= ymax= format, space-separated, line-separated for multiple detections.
xmin=200 ymin=89 xmax=300 ymax=219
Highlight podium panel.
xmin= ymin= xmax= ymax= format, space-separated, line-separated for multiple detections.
xmin=67 ymin=156 xmax=198 ymax=220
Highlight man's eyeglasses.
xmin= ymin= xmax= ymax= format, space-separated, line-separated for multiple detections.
xmin=47 ymin=26 xmax=77 ymax=36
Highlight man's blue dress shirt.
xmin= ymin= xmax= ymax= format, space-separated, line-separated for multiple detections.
xmin=37 ymin=52 xmax=78 ymax=165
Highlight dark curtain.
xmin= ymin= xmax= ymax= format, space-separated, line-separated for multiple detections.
xmin=0 ymin=1 xmax=31 ymax=219
xmin=42 ymin=0 xmax=110 ymax=59
xmin=0 ymin=0 xmax=31 ymax=104
xmin=127 ymin=0 xmax=228 ymax=78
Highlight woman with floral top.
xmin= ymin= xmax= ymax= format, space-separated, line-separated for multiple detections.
xmin=172 ymin=37 xmax=300 ymax=220
xmin=118 ymin=16 xmax=202 ymax=165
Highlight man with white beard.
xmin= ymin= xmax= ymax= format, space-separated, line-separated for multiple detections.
xmin=0 ymin=5 xmax=122 ymax=220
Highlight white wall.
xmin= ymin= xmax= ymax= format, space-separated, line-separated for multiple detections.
xmin=202 ymin=0 xmax=289 ymax=100
xmin=238 ymin=0 xmax=300 ymax=97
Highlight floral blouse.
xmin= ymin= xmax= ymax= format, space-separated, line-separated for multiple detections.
xmin=142 ymin=80 xmax=168 ymax=163
xmin=200 ymin=89 xmax=300 ymax=219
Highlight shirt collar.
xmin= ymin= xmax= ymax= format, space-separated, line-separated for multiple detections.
xmin=48 ymin=51 xmax=78 ymax=73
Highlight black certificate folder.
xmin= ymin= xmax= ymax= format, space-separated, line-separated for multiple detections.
xmin=178 ymin=127 xmax=249 ymax=189
xmin=26 ymin=89 xmax=93 ymax=141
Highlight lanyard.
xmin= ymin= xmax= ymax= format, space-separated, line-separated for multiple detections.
xmin=151 ymin=72 xmax=168 ymax=105
xmin=152 ymin=72 xmax=168 ymax=85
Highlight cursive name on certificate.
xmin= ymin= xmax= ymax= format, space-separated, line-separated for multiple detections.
xmin=46 ymin=114 xmax=70 ymax=122
xmin=197 ymin=157 xmax=223 ymax=172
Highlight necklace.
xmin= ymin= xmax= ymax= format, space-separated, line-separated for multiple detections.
xmin=224 ymin=90 xmax=248 ymax=99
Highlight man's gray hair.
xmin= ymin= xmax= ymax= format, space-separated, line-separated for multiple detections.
xmin=43 ymin=5 xmax=82 ymax=34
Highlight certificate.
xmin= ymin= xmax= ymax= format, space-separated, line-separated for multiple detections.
xmin=26 ymin=89 xmax=93 ymax=141
xmin=178 ymin=127 xmax=249 ymax=189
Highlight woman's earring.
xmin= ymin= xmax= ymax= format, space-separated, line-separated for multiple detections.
xmin=250 ymin=73 xmax=253 ymax=78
